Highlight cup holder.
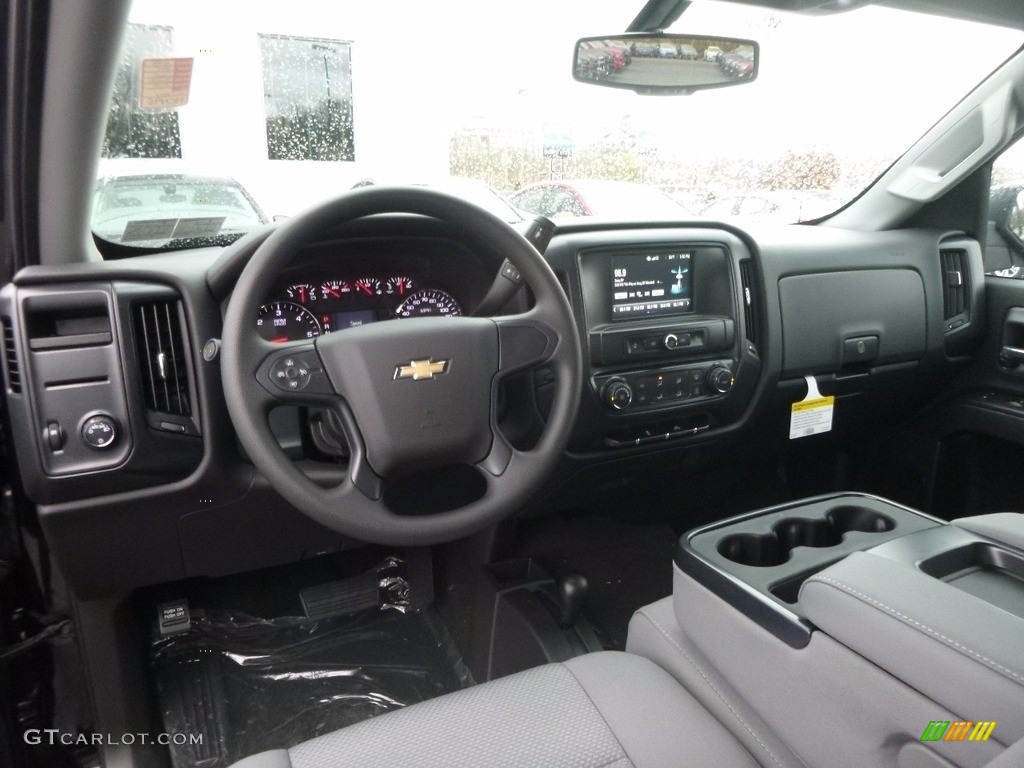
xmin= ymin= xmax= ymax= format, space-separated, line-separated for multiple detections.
xmin=718 ymin=532 xmax=787 ymax=567
xmin=717 ymin=506 xmax=895 ymax=567
xmin=827 ymin=505 xmax=895 ymax=535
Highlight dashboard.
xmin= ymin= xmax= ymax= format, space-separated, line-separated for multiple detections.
xmin=0 ymin=215 xmax=988 ymax=597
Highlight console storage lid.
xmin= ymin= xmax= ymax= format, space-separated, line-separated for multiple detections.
xmin=799 ymin=513 xmax=1024 ymax=747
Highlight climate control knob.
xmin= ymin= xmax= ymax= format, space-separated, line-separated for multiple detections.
xmin=707 ymin=366 xmax=735 ymax=394
xmin=602 ymin=378 xmax=633 ymax=410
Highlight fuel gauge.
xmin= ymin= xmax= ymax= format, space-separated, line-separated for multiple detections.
xmin=352 ymin=278 xmax=382 ymax=297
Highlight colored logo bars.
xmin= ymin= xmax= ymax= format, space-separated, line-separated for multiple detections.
xmin=920 ymin=721 xmax=997 ymax=743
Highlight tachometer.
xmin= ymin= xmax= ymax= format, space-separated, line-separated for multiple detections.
xmin=257 ymin=302 xmax=323 ymax=342
xmin=395 ymin=289 xmax=462 ymax=318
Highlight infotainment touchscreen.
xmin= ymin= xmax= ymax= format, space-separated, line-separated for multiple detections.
xmin=611 ymin=251 xmax=693 ymax=318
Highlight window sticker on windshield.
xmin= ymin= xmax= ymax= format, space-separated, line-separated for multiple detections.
xmin=121 ymin=218 xmax=177 ymax=243
xmin=138 ymin=57 xmax=194 ymax=110
xmin=789 ymin=375 xmax=834 ymax=439
xmin=171 ymin=217 xmax=225 ymax=239
xmin=121 ymin=216 xmax=225 ymax=243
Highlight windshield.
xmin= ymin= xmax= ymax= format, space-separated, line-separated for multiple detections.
xmin=93 ymin=0 xmax=1023 ymax=250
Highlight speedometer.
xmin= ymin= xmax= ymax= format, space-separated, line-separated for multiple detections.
xmin=395 ymin=289 xmax=462 ymax=318
xmin=256 ymin=302 xmax=323 ymax=342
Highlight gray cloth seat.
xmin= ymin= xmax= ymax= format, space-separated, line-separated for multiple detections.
xmin=231 ymin=651 xmax=760 ymax=768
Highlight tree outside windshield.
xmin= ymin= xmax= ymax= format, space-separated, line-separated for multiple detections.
xmin=94 ymin=0 xmax=1023 ymax=247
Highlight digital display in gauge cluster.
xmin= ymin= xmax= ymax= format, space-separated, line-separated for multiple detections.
xmin=256 ymin=273 xmax=464 ymax=343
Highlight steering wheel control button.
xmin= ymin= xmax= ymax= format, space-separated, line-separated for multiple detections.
xmin=81 ymin=415 xmax=117 ymax=449
xmin=276 ymin=356 xmax=311 ymax=387
xmin=260 ymin=347 xmax=333 ymax=398
xmin=272 ymin=356 xmax=315 ymax=390
xmin=45 ymin=421 xmax=66 ymax=452
xmin=500 ymin=260 xmax=523 ymax=284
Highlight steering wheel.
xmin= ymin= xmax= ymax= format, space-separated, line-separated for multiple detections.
xmin=221 ymin=186 xmax=582 ymax=545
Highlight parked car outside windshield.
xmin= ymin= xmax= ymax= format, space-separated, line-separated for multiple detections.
xmin=92 ymin=174 xmax=268 ymax=247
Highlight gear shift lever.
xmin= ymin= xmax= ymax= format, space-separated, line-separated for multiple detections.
xmin=556 ymin=573 xmax=589 ymax=628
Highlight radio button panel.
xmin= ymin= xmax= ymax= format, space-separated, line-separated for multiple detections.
xmin=592 ymin=318 xmax=732 ymax=365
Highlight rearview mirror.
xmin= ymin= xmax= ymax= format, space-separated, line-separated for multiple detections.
xmin=573 ymin=34 xmax=758 ymax=95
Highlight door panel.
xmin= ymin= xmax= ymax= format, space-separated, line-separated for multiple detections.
xmin=891 ymin=277 xmax=1024 ymax=518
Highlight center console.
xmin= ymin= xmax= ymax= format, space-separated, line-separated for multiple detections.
xmin=676 ymin=493 xmax=940 ymax=648
xmin=627 ymin=496 xmax=1024 ymax=768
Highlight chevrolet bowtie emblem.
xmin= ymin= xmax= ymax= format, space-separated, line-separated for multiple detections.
xmin=394 ymin=358 xmax=450 ymax=381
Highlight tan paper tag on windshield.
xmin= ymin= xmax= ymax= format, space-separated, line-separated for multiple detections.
xmin=139 ymin=57 xmax=194 ymax=110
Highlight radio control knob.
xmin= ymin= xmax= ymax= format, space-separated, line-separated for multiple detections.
xmin=664 ymin=333 xmax=679 ymax=350
xmin=602 ymin=379 xmax=633 ymax=410
xmin=707 ymin=366 xmax=735 ymax=394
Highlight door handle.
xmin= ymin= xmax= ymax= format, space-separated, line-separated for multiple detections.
xmin=999 ymin=307 xmax=1024 ymax=372
xmin=999 ymin=345 xmax=1024 ymax=365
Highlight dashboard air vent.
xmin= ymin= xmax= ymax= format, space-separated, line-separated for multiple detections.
xmin=133 ymin=301 xmax=191 ymax=416
xmin=739 ymin=260 xmax=758 ymax=346
xmin=941 ymin=249 xmax=968 ymax=321
xmin=1 ymin=317 xmax=21 ymax=393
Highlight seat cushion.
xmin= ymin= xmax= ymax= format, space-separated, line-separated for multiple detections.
xmin=231 ymin=651 xmax=759 ymax=768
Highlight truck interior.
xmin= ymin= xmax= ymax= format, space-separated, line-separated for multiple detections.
xmin=3 ymin=0 xmax=1024 ymax=766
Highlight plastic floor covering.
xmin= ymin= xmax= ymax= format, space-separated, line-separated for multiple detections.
xmin=152 ymin=607 xmax=473 ymax=768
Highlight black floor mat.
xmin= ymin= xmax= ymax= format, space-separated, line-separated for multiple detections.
xmin=152 ymin=608 xmax=472 ymax=768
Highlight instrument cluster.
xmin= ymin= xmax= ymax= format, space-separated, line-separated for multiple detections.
xmin=257 ymin=273 xmax=463 ymax=343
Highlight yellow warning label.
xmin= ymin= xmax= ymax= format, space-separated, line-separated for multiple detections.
xmin=789 ymin=393 xmax=834 ymax=439
xmin=792 ymin=396 xmax=835 ymax=413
